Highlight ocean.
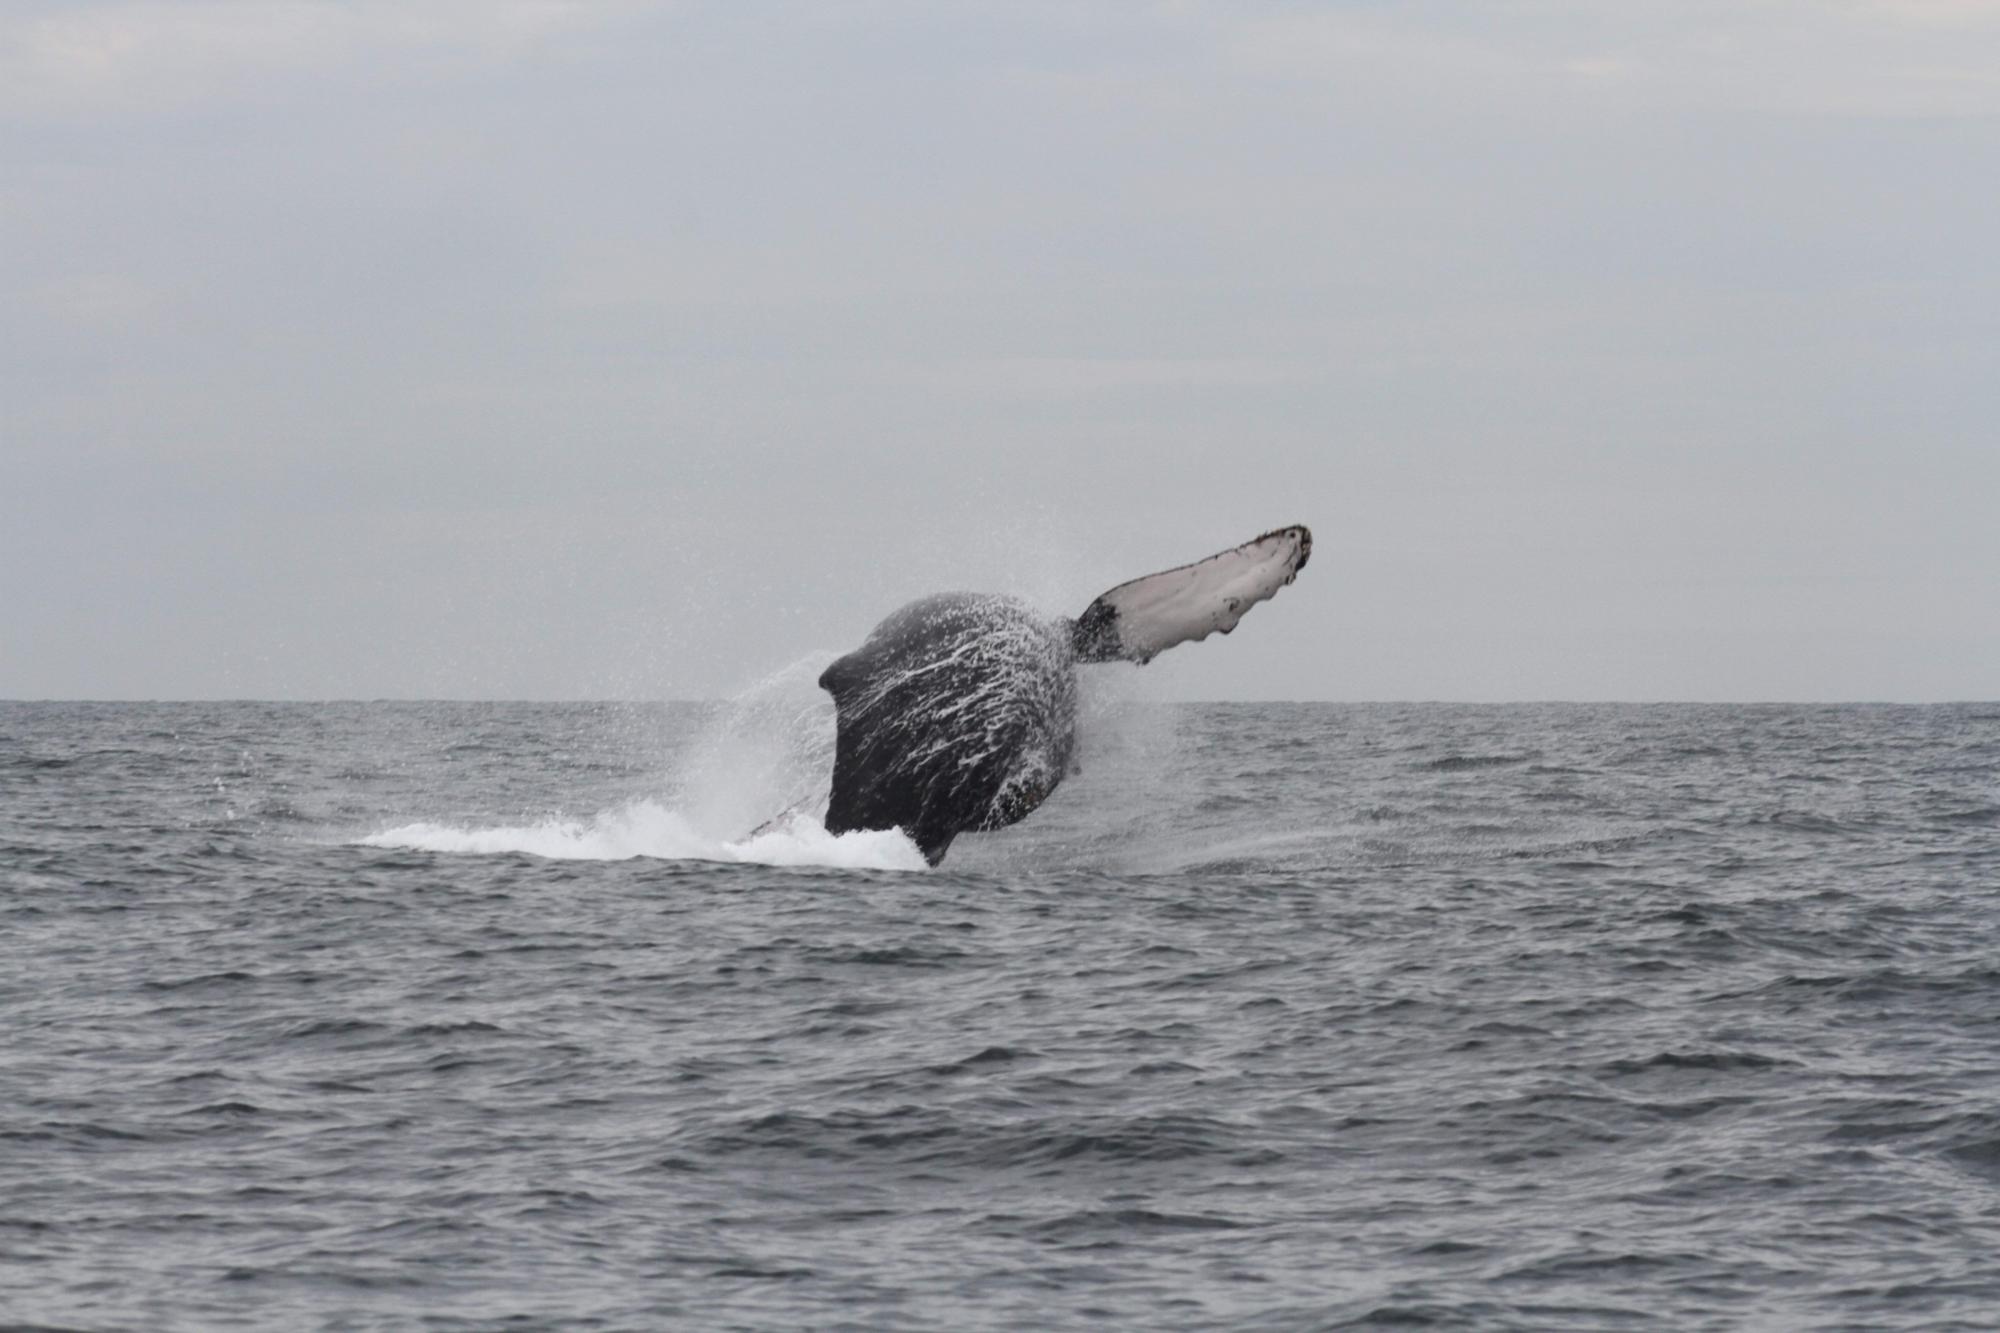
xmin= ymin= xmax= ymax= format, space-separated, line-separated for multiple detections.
xmin=4 ymin=693 xmax=1999 ymax=1329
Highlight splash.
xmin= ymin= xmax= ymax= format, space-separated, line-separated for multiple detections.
xmin=667 ymin=653 xmax=840 ymax=839
xmin=359 ymin=800 xmax=926 ymax=870
xmin=356 ymin=655 xmax=926 ymax=872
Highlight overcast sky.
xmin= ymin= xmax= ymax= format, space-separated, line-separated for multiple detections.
xmin=4 ymin=1 xmax=1997 ymax=701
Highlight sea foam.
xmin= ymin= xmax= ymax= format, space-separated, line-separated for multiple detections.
xmin=355 ymin=655 xmax=926 ymax=871
xmin=359 ymin=799 xmax=925 ymax=870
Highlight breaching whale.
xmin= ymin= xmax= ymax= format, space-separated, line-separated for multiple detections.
xmin=816 ymin=525 xmax=1311 ymax=865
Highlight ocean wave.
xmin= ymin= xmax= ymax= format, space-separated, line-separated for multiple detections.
xmin=1422 ymin=753 xmax=1538 ymax=772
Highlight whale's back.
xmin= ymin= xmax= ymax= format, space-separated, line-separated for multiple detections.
xmin=819 ymin=594 xmax=1076 ymax=865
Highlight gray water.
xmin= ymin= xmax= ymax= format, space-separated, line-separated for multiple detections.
xmin=4 ymin=699 xmax=2000 ymax=1330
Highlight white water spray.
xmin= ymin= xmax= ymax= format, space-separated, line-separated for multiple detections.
xmin=357 ymin=656 xmax=927 ymax=871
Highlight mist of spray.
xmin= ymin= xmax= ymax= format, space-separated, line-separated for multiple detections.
xmin=359 ymin=654 xmax=926 ymax=870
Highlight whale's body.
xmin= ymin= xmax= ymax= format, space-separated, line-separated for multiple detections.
xmin=818 ymin=525 xmax=1311 ymax=865
xmin=819 ymin=594 xmax=1078 ymax=864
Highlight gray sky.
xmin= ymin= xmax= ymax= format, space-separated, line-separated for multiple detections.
xmin=4 ymin=1 xmax=1997 ymax=701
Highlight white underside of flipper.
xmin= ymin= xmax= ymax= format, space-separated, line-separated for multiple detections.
xmin=1077 ymin=525 xmax=1311 ymax=664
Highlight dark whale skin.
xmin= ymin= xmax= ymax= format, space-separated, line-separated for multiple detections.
xmin=814 ymin=525 xmax=1311 ymax=865
xmin=818 ymin=594 xmax=1077 ymax=866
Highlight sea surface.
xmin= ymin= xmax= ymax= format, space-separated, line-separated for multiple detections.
xmin=4 ymin=695 xmax=2000 ymax=1330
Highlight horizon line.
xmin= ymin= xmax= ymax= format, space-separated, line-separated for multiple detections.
xmin=4 ymin=697 xmax=1997 ymax=708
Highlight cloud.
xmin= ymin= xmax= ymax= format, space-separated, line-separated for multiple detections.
xmin=869 ymin=356 xmax=1315 ymax=398
xmin=3 ymin=1 xmax=1995 ymax=698
xmin=36 ymin=271 xmax=162 ymax=329
xmin=1861 ymin=0 xmax=2000 ymax=27
xmin=1221 ymin=1 xmax=2000 ymax=117
xmin=0 ymin=0 xmax=646 ymax=117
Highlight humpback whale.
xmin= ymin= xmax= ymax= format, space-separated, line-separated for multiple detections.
xmin=816 ymin=525 xmax=1311 ymax=865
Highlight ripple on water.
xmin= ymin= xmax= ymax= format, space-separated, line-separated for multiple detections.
xmin=5 ymin=701 xmax=2000 ymax=1330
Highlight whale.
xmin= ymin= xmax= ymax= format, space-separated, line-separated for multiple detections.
xmin=815 ymin=525 xmax=1311 ymax=865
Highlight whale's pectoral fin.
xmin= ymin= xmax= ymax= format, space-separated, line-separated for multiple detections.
xmin=1070 ymin=524 xmax=1311 ymax=665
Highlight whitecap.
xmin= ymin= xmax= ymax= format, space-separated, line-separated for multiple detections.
xmin=358 ymin=799 xmax=926 ymax=871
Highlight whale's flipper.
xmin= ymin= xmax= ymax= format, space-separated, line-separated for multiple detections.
xmin=1070 ymin=525 xmax=1312 ymax=665
xmin=741 ymin=788 xmax=830 ymax=844
xmin=816 ymin=525 xmax=1310 ymax=866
